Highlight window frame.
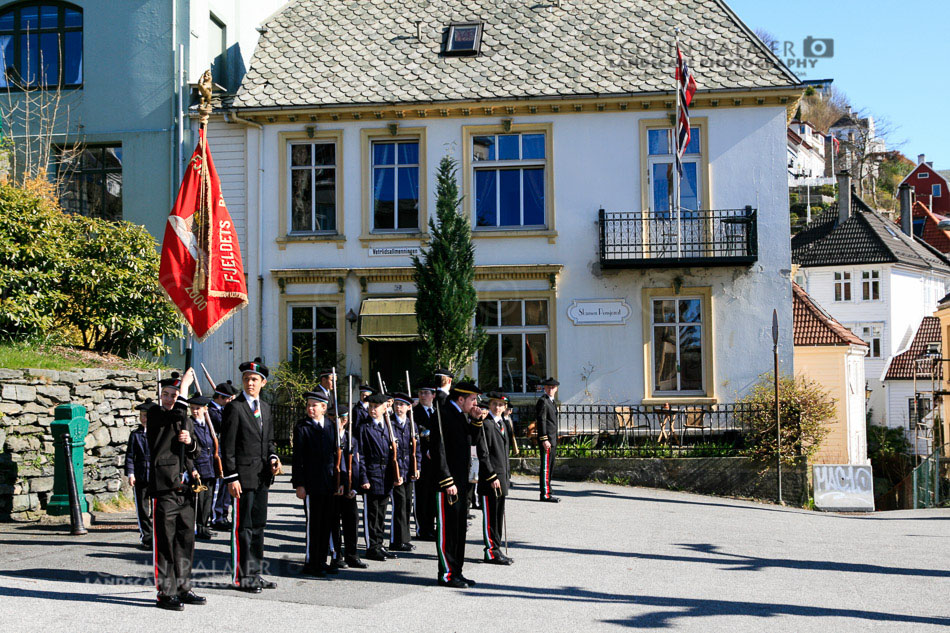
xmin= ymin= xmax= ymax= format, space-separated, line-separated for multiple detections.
xmin=56 ymin=143 xmax=122 ymax=220
xmin=861 ymin=269 xmax=880 ymax=302
xmin=908 ymin=395 xmax=932 ymax=429
xmin=919 ymin=172 xmax=930 ymax=179
xmin=208 ymin=12 xmax=227 ymax=88
xmin=443 ymin=22 xmax=483 ymax=56
xmin=359 ymin=126 xmax=428 ymax=245
xmin=461 ymin=122 xmax=557 ymax=242
xmin=834 ymin=271 xmax=852 ymax=302
xmin=370 ymin=138 xmax=421 ymax=232
xmin=278 ymin=292 xmax=346 ymax=367
xmin=474 ymin=297 xmax=552 ymax=395
xmin=852 ymin=322 xmax=883 ymax=359
xmin=639 ymin=117 xmax=710 ymax=215
xmin=0 ymin=1 xmax=83 ymax=90
xmin=277 ymin=130 xmax=345 ymax=249
xmin=641 ymin=286 xmax=716 ymax=404
xmin=934 ymin=184 xmax=942 ymax=198
xmin=645 ymin=126 xmax=703 ymax=215
xmin=472 ymin=132 xmax=547 ymax=229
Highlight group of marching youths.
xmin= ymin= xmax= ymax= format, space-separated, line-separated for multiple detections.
xmin=124 ymin=355 xmax=561 ymax=609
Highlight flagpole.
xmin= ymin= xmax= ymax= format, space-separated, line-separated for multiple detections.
xmin=674 ymin=29 xmax=682 ymax=258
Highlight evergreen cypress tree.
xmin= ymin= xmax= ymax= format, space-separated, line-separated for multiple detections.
xmin=412 ymin=156 xmax=486 ymax=376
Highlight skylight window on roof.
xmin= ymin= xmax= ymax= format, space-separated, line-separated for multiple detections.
xmin=444 ymin=22 xmax=482 ymax=56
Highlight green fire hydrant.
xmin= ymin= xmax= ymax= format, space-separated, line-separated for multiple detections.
xmin=48 ymin=403 xmax=89 ymax=515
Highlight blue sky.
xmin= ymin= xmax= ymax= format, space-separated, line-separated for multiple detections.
xmin=726 ymin=0 xmax=950 ymax=169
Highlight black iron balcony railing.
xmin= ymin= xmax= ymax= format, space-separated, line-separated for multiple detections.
xmin=599 ymin=207 xmax=758 ymax=269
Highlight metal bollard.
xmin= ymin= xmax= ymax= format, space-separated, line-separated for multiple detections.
xmin=61 ymin=432 xmax=87 ymax=536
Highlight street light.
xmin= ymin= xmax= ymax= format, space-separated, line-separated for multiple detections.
xmin=772 ymin=309 xmax=783 ymax=505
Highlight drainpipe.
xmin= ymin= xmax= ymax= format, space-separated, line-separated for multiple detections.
xmin=225 ymin=111 xmax=265 ymax=360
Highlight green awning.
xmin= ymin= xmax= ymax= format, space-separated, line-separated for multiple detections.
xmin=357 ymin=298 xmax=420 ymax=342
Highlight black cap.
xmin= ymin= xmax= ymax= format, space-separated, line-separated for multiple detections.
xmin=540 ymin=377 xmax=560 ymax=387
xmin=416 ymin=377 xmax=437 ymax=392
xmin=187 ymin=395 xmax=213 ymax=406
xmin=358 ymin=384 xmax=375 ymax=394
xmin=135 ymin=398 xmax=158 ymax=411
xmin=214 ymin=380 xmax=239 ymax=397
xmin=239 ymin=357 xmax=269 ymax=378
xmin=485 ymin=391 xmax=508 ymax=402
xmin=159 ymin=372 xmax=182 ymax=389
xmin=391 ymin=392 xmax=412 ymax=405
xmin=319 ymin=369 xmax=335 ymax=379
xmin=366 ymin=394 xmax=389 ymax=405
xmin=434 ymin=368 xmax=454 ymax=379
xmin=304 ymin=391 xmax=329 ymax=403
xmin=450 ymin=381 xmax=482 ymax=398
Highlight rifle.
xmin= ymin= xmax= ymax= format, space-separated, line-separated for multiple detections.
xmin=192 ymin=373 xmax=224 ymax=479
xmin=405 ymin=371 xmax=419 ymax=479
xmin=199 ymin=363 xmax=217 ymax=394
xmin=332 ymin=367 xmax=342 ymax=495
xmin=347 ymin=374 xmax=354 ymax=493
xmin=377 ymin=372 xmax=402 ymax=486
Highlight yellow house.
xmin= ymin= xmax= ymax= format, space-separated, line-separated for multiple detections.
xmin=793 ymin=283 xmax=870 ymax=464
xmin=933 ymin=294 xmax=950 ymax=448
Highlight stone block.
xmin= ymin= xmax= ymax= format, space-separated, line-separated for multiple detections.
xmin=0 ymin=402 xmax=23 ymax=415
xmin=26 ymin=369 xmax=59 ymax=383
xmin=57 ymin=371 xmax=84 ymax=384
xmin=97 ymin=446 xmax=117 ymax=458
xmin=36 ymin=385 xmax=70 ymax=402
xmin=0 ymin=369 xmax=22 ymax=380
xmin=34 ymin=394 xmax=54 ymax=407
xmin=109 ymin=426 xmax=131 ymax=445
xmin=85 ymin=480 xmax=106 ymax=493
xmin=19 ymin=414 xmax=38 ymax=425
xmin=80 ymin=369 xmax=109 ymax=381
xmin=10 ymin=385 xmax=36 ymax=402
xmin=106 ymin=478 xmax=122 ymax=492
xmin=96 ymin=401 xmax=111 ymax=414
xmin=22 ymin=402 xmax=50 ymax=415
xmin=111 ymin=399 xmax=133 ymax=411
xmin=84 ymin=434 xmax=96 ymax=450
xmin=73 ymin=385 xmax=95 ymax=397
xmin=99 ymin=466 xmax=118 ymax=479
xmin=92 ymin=426 xmax=110 ymax=448
xmin=101 ymin=389 xmax=122 ymax=400
xmin=11 ymin=493 xmax=37 ymax=512
xmin=137 ymin=389 xmax=155 ymax=400
xmin=30 ymin=476 xmax=53 ymax=493
xmin=0 ymin=428 xmax=5 ymax=450
xmin=4 ymin=435 xmax=40 ymax=452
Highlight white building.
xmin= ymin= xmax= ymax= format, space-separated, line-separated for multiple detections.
xmin=787 ymin=119 xmax=828 ymax=183
xmin=792 ymin=174 xmax=950 ymax=426
xmin=191 ymin=0 xmax=802 ymax=407
xmin=882 ymin=317 xmax=941 ymax=455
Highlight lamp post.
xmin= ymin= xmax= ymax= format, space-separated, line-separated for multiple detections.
xmin=772 ymin=309 xmax=783 ymax=505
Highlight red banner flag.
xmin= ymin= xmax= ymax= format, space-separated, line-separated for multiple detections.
xmin=160 ymin=128 xmax=247 ymax=341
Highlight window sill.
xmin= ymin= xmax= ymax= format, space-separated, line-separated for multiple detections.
xmin=277 ymin=234 xmax=346 ymax=250
xmin=472 ymin=228 xmax=557 ymax=243
xmin=641 ymin=396 xmax=718 ymax=406
xmin=359 ymin=231 xmax=429 ymax=246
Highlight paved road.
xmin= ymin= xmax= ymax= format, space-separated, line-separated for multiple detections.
xmin=2 ymin=476 xmax=949 ymax=632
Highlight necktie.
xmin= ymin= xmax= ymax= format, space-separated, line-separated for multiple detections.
xmin=251 ymin=399 xmax=261 ymax=430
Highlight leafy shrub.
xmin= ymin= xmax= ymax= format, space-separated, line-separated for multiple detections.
xmin=736 ymin=373 xmax=835 ymax=465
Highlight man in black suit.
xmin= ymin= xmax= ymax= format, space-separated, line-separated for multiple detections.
xmin=412 ymin=380 xmax=437 ymax=540
xmin=329 ymin=408 xmax=367 ymax=570
xmin=147 ymin=369 xmax=206 ymax=611
xmin=478 ymin=391 xmax=516 ymax=565
xmin=220 ymin=358 xmax=282 ymax=593
xmin=292 ymin=391 xmax=343 ymax=578
xmin=389 ymin=392 xmax=420 ymax=552
xmin=536 ymin=377 xmax=560 ymax=503
xmin=434 ymin=369 xmax=453 ymax=406
xmin=316 ymin=369 xmax=338 ymax=421
xmin=126 ymin=399 xmax=155 ymax=550
xmin=431 ymin=382 xmax=497 ymax=588
xmin=357 ymin=393 xmax=400 ymax=561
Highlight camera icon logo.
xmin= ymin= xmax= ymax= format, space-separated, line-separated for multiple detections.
xmin=803 ymin=37 xmax=834 ymax=58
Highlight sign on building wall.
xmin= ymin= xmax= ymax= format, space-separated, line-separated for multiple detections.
xmin=567 ymin=299 xmax=631 ymax=326
xmin=813 ymin=464 xmax=875 ymax=512
xmin=368 ymin=246 xmax=422 ymax=257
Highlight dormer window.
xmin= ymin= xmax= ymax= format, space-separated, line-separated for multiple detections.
xmin=444 ymin=22 xmax=482 ymax=56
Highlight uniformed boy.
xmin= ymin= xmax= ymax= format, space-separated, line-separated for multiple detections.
xmin=389 ymin=392 xmax=421 ymax=552
xmin=292 ymin=391 xmax=343 ymax=577
xmin=412 ymin=380 xmax=437 ymax=540
xmin=351 ymin=384 xmax=374 ymax=428
xmin=126 ymin=398 xmax=155 ymax=550
xmin=479 ymin=392 xmax=516 ymax=565
xmin=536 ymin=377 xmax=560 ymax=503
xmin=188 ymin=395 xmax=216 ymax=540
xmin=329 ymin=408 xmax=367 ymax=569
xmin=357 ymin=393 xmax=400 ymax=561
xmin=209 ymin=381 xmax=238 ymax=531
xmin=147 ymin=369 xmax=205 ymax=611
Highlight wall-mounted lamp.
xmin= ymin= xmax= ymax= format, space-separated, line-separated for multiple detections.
xmin=346 ymin=308 xmax=358 ymax=327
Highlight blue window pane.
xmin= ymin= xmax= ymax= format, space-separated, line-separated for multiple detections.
xmin=0 ymin=11 xmax=13 ymax=31
xmin=39 ymin=5 xmax=57 ymax=28
xmin=685 ymin=127 xmax=700 ymax=154
xmin=373 ymin=142 xmax=394 ymax=166
xmin=64 ymin=8 xmax=81 ymax=28
xmin=499 ymin=170 xmax=521 ymax=226
xmin=473 ymin=136 xmax=495 ymax=161
xmin=373 ymin=167 xmax=395 ymax=229
xmin=0 ymin=34 xmax=12 ymax=86
xmin=397 ymin=166 xmax=419 ymax=229
xmin=498 ymin=135 xmax=519 ymax=160
xmin=397 ymin=142 xmax=418 ymax=165
xmin=21 ymin=7 xmax=38 ymax=31
xmin=652 ymin=163 xmax=672 ymax=217
xmin=64 ymin=29 xmax=81 ymax=84
xmin=522 ymin=134 xmax=545 ymax=160
xmin=475 ymin=170 xmax=496 ymax=226
xmin=40 ymin=32 xmax=57 ymax=86
xmin=649 ymin=129 xmax=670 ymax=155
xmin=21 ymin=34 xmax=37 ymax=84
xmin=681 ymin=163 xmax=699 ymax=211
xmin=523 ymin=168 xmax=544 ymax=225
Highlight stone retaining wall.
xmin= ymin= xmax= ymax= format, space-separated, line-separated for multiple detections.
xmin=513 ymin=456 xmax=809 ymax=507
xmin=0 ymin=368 xmax=159 ymax=520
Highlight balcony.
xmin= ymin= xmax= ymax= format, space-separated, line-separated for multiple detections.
xmin=599 ymin=207 xmax=758 ymax=269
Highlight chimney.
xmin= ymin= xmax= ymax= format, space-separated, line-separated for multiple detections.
xmin=918 ymin=153 xmax=926 ymax=165
xmin=899 ymin=184 xmax=913 ymax=236
xmin=837 ymin=170 xmax=852 ymax=224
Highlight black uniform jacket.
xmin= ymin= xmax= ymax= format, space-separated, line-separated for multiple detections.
xmin=191 ymin=417 xmax=216 ymax=480
xmin=412 ymin=403 xmax=435 ymax=466
xmin=291 ymin=417 xmax=343 ymax=496
xmin=352 ymin=401 xmax=371 ymax=428
xmin=478 ymin=413 xmax=513 ymax=497
xmin=392 ymin=416 xmax=422 ymax=478
xmin=536 ymin=395 xmax=558 ymax=445
xmin=357 ymin=418 xmax=396 ymax=496
xmin=208 ymin=402 xmax=224 ymax=436
xmin=124 ymin=426 xmax=150 ymax=484
xmin=146 ymin=399 xmax=199 ymax=495
xmin=430 ymin=401 xmax=496 ymax=491
xmin=220 ymin=393 xmax=278 ymax=490
xmin=340 ymin=422 xmax=363 ymax=495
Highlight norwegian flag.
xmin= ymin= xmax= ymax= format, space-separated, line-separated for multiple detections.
xmin=675 ymin=45 xmax=698 ymax=177
xmin=159 ymin=128 xmax=248 ymax=341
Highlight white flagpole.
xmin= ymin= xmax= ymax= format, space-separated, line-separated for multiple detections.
xmin=674 ymin=30 xmax=682 ymax=258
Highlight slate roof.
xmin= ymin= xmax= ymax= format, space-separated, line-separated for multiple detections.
xmin=791 ymin=193 xmax=950 ymax=272
xmin=233 ymin=0 xmax=800 ymax=110
xmin=884 ymin=317 xmax=942 ymax=381
xmin=792 ymin=282 xmax=867 ymax=347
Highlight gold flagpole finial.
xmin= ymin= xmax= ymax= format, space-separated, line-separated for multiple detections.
xmin=198 ymin=70 xmax=214 ymax=129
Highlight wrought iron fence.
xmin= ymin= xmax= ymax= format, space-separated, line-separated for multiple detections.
xmin=271 ymin=404 xmax=303 ymax=458
xmin=599 ymin=207 xmax=758 ymax=268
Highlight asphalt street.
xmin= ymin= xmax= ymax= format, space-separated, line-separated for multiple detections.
xmin=1 ymin=475 xmax=949 ymax=632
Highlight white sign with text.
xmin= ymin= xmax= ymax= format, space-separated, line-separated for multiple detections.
xmin=567 ymin=299 xmax=631 ymax=326
xmin=813 ymin=464 xmax=875 ymax=512
xmin=368 ymin=246 xmax=422 ymax=258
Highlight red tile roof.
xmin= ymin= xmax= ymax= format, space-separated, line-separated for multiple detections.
xmin=914 ymin=201 xmax=950 ymax=253
xmin=792 ymin=282 xmax=867 ymax=347
xmin=884 ymin=317 xmax=943 ymax=380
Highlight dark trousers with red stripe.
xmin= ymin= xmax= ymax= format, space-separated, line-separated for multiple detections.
xmin=153 ymin=489 xmax=196 ymax=597
xmin=435 ymin=485 xmax=469 ymax=582
xmin=540 ymin=443 xmax=556 ymax=499
xmin=481 ymin=493 xmax=505 ymax=560
xmin=415 ymin=464 xmax=436 ymax=537
xmin=232 ymin=486 xmax=269 ymax=585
